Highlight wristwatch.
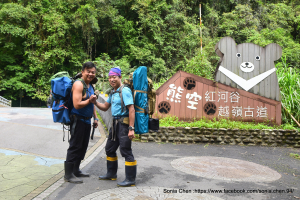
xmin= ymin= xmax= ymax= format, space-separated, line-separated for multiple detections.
xmin=129 ymin=126 xmax=134 ymax=131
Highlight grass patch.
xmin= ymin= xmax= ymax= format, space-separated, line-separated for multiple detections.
xmin=96 ymin=111 xmax=108 ymax=132
xmin=289 ymin=153 xmax=300 ymax=160
xmin=159 ymin=116 xmax=300 ymax=130
xmin=133 ymin=134 xmax=141 ymax=141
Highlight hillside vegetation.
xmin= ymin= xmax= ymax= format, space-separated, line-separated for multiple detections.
xmin=0 ymin=0 xmax=299 ymax=126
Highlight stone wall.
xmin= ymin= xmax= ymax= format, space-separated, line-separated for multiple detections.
xmin=140 ymin=127 xmax=300 ymax=148
xmin=96 ymin=94 xmax=300 ymax=148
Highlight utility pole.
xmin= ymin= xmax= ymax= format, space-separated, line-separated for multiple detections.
xmin=19 ymin=91 xmax=23 ymax=107
xmin=199 ymin=4 xmax=202 ymax=54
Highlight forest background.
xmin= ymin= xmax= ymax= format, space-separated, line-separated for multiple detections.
xmin=0 ymin=0 xmax=299 ymax=126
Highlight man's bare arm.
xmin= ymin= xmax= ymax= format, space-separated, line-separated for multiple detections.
xmin=127 ymin=104 xmax=135 ymax=140
xmin=72 ymin=81 xmax=96 ymax=110
xmin=93 ymin=105 xmax=98 ymax=128
xmin=93 ymin=105 xmax=97 ymax=118
xmin=94 ymin=101 xmax=111 ymax=111
xmin=127 ymin=104 xmax=135 ymax=127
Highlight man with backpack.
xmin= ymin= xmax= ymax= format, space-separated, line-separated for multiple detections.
xmin=91 ymin=67 xmax=137 ymax=187
xmin=47 ymin=93 xmax=53 ymax=108
xmin=64 ymin=62 xmax=98 ymax=184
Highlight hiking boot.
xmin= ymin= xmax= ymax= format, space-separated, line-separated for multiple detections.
xmin=117 ymin=160 xmax=136 ymax=187
xmin=64 ymin=161 xmax=83 ymax=183
xmin=99 ymin=156 xmax=118 ymax=180
xmin=73 ymin=160 xmax=89 ymax=177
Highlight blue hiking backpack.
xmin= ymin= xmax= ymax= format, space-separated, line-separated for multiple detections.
xmin=114 ymin=66 xmax=158 ymax=134
xmin=50 ymin=72 xmax=91 ymax=140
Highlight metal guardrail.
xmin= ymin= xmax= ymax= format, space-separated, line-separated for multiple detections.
xmin=0 ymin=96 xmax=12 ymax=107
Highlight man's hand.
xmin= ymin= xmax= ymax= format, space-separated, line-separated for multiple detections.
xmin=128 ymin=130 xmax=135 ymax=140
xmin=93 ymin=120 xmax=98 ymax=128
xmin=89 ymin=95 xmax=97 ymax=104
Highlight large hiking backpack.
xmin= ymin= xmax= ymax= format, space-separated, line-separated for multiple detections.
xmin=111 ymin=66 xmax=158 ymax=134
xmin=50 ymin=71 xmax=92 ymax=140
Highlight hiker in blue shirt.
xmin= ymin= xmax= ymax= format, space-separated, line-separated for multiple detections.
xmin=64 ymin=62 xmax=98 ymax=184
xmin=91 ymin=67 xmax=137 ymax=187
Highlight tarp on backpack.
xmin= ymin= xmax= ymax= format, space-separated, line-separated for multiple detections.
xmin=133 ymin=66 xmax=149 ymax=134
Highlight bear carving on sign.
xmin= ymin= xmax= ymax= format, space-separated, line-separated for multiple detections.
xmin=214 ymin=37 xmax=282 ymax=101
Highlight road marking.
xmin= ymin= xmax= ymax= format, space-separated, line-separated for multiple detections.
xmin=1 ymin=147 xmax=65 ymax=160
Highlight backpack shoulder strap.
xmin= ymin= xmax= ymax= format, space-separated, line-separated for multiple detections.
xmin=90 ymin=84 xmax=95 ymax=94
xmin=109 ymin=89 xmax=113 ymax=98
xmin=118 ymin=85 xmax=126 ymax=113
xmin=110 ymin=85 xmax=128 ymax=113
xmin=77 ymin=79 xmax=88 ymax=97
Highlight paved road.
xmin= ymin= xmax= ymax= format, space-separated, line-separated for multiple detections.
xmin=1 ymin=107 xmax=300 ymax=200
xmin=0 ymin=108 xmax=101 ymax=200
xmin=45 ymin=140 xmax=300 ymax=200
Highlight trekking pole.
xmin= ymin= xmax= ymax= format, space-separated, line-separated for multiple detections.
xmin=91 ymin=92 xmax=98 ymax=140
xmin=91 ymin=123 xmax=96 ymax=140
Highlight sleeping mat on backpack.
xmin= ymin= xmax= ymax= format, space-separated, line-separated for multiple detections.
xmin=133 ymin=66 xmax=149 ymax=134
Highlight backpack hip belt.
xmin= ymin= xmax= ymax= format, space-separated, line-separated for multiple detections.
xmin=71 ymin=114 xmax=92 ymax=121
xmin=111 ymin=116 xmax=129 ymax=141
xmin=70 ymin=114 xmax=92 ymax=136
xmin=114 ymin=116 xmax=129 ymax=125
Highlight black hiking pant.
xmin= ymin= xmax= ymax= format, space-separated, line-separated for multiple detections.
xmin=66 ymin=119 xmax=91 ymax=163
xmin=105 ymin=121 xmax=134 ymax=162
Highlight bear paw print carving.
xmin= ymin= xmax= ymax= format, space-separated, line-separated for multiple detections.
xmin=183 ymin=77 xmax=196 ymax=90
xmin=158 ymin=101 xmax=171 ymax=114
xmin=204 ymin=102 xmax=217 ymax=115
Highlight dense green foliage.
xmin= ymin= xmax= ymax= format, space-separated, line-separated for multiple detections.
xmin=1 ymin=0 xmax=299 ymax=126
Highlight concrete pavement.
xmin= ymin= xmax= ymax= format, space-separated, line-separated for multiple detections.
xmin=1 ymin=107 xmax=300 ymax=200
xmin=0 ymin=108 xmax=102 ymax=200
xmin=45 ymin=137 xmax=300 ymax=200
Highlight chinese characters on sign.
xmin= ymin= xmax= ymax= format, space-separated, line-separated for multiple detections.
xmin=218 ymin=106 xmax=268 ymax=118
xmin=166 ymin=84 xmax=184 ymax=103
xmin=186 ymin=92 xmax=202 ymax=110
xmin=166 ymin=84 xmax=268 ymax=118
